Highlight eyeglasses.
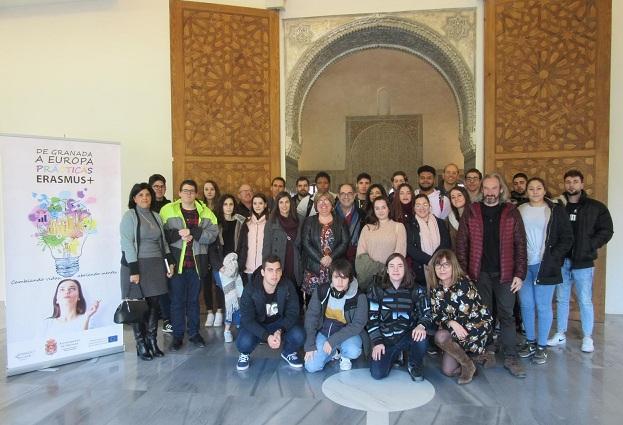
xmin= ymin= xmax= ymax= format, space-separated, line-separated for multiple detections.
xmin=339 ymin=192 xmax=354 ymax=197
xmin=434 ymin=262 xmax=451 ymax=270
xmin=465 ymin=177 xmax=480 ymax=182
xmin=181 ymin=189 xmax=196 ymax=194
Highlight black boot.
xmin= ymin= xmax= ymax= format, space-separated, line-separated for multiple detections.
xmin=146 ymin=299 xmax=164 ymax=357
xmin=133 ymin=322 xmax=153 ymax=361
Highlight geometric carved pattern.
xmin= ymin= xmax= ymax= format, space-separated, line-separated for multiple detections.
xmin=494 ymin=1 xmax=598 ymax=153
xmin=285 ymin=15 xmax=476 ymax=166
xmin=171 ymin=2 xmax=280 ymax=195
xmin=346 ymin=115 xmax=423 ymax=189
xmin=485 ymin=0 xmax=611 ymax=322
xmin=495 ymin=156 xmax=595 ymax=197
xmin=186 ymin=162 xmax=270 ymax=195
xmin=182 ymin=10 xmax=271 ymax=157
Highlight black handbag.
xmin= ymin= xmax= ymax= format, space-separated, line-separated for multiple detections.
xmin=114 ymin=284 xmax=149 ymax=324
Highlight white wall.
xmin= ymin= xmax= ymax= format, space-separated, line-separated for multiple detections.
xmin=0 ymin=0 xmax=620 ymax=313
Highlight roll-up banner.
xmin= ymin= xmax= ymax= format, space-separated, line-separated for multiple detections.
xmin=0 ymin=134 xmax=123 ymax=376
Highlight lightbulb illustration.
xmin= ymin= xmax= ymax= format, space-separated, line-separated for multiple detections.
xmin=28 ymin=189 xmax=97 ymax=277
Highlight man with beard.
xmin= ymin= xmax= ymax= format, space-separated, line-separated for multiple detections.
xmin=548 ymin=169 xmax=613 ymax=352
xmin=292 ymin=176 xmax=314 ymax=219
xmin=456 ymin=173 xmax=528 ymax=378
xmin=414 ymin=165 xmax=450 ymax=219
xmin=335 ymin=183 xmax=364 ymax=264
xmin=438 ymin=163 xmax=460 ymax=197
xmin=510 ymin=173 xmax=529 ymax=206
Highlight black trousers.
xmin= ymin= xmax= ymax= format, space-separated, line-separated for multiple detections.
xmin=476 ymin=271 xmax=518 ymax=356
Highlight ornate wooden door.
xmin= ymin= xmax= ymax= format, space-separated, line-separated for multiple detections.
xmin=170 ymin=0 xmax=280 ymax=195
xmin=485 ymin=0 xmax=611 ymax=321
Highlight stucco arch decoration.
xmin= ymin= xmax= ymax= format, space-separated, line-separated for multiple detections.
xmin=285 ymin=14 xmax=476 ymax=166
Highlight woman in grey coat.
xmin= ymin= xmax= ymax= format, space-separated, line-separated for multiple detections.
xmin=120 ymin=183 xmax=175 ymax=360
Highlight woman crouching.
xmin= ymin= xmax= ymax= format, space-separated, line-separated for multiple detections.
xmin=367 ymin=253 xmax=432 ymax=381
xmin=429 ymin=249 xmax=492 ymax=384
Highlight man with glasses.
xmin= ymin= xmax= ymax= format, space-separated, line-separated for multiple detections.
xmin=335 ymin=183 xmax=364 ymax=264
xmin=160 ymin=180 xmax=218 ymax=350
xmin=464 ymin=168 xmax=483 ymax=202
xmin=236 ymin=184 xmax=253 ymax=218
xmin=149 ymin=174 xmax=170 ymax=213
xmin=456 ymin=173 xmax=527 ymax=378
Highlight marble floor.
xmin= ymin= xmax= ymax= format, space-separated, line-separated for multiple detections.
xmin=1 ymin=306 xmax=622 ymax=425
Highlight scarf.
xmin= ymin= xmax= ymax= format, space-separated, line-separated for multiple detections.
xmin=416 ymin=215 xmax=440 ymax=256
xmin=448 ymin=209 xmax=460 ymax=231
xmin=278 ymin=214 xmax=298 ymax=238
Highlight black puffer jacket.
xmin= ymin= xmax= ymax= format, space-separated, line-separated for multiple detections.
xmin=519 ymin=199 xmax=574 ymax=284
xmin=556 ymin=191 xmax=613 ymax=269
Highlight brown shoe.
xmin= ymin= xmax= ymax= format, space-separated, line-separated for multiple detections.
xmin=475 ymin=351 xmax=497 ymax=368
xmin=504 ymin=356 xmax=526 ymax=378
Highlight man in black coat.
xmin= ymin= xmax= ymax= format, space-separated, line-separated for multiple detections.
xmin=548 ymin=169 xmax=613 ymax=353
xmin=235 ymin=255 xmax=305 ymax=370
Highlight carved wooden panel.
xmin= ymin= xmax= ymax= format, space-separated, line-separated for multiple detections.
xmin=170 ymin=1 xmax=280 ymax=195
xmin=485 ymin=0 xmax=612 ymax=322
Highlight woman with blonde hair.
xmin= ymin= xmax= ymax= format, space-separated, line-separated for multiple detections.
xmin=429 ymin=249 xmax=492 ymax=384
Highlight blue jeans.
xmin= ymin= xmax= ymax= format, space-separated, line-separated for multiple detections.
xmin=519 ymin=263 xmax=556 ymax=347
xmin=369 ymin=333 xmax=427 ymax=380
xmin=304 ymin=333 xmax=362 ymax=373
xmin=236 ymin=320 xmax=305 ymax=355
xmin=170 ymin=269 xmax=201 ymax=339
xmin=555 ymin=259 xmax=594 ymax=337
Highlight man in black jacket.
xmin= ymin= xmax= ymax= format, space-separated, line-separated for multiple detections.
xmin=548 ymin=169 xmax=613 ymax=353
xmin=236 ymin=255 xmax=305 ymax=370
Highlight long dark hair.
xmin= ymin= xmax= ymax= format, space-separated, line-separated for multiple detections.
xmin=216 ymin=194 xmax=237 ymax=225
xmin=269 ymin=191 xmax=298 ymax=223
xmin=250 ymin=193 xmax=269 ymax=219
xmin=50 ymin=279 xmax=86 ymax=318
xmin=127 ymin=183 xmax=155 ymax=210
xmin=202 ymin=180 xmax=221 ymax=210
xmin=448 ymin=185 xmax=470 ymax=220
xmin=390 ymin=183 xmax=414 ymax=223
xmin=381 ymin=253 xmax=414 ymax=289
xmin=365 ymin=196 xmax=390 ymax=229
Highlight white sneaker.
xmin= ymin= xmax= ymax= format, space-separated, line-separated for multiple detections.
xmin=205 ymin=312 xmax=215 ymax=327
xmin=547 ymin=332 xmax=566 ymax=346
xmin=213 ymin=312 xmax=224 ymax=327
xmin=224 ymin=330 xmax=233 ymax=343
xmin=339 ymin=357 xmax=352 ymax=371
xmin=581 ymin=336 xmax=594 ymax=353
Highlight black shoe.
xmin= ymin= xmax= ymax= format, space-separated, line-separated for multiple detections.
xmin=408 ymin=363 xmax=424 ymax=382
xmin=147 ymin=337 xmax=165 ymax=357
xmin=170 ymin=337 xmax=183 ymax=351
xmin=136 ymin=340 xmax=153 ymax=361
xmin=189 ymin=334 xmax=206 ymax=348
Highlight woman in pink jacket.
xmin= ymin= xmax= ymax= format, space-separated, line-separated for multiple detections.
xmin=237 ymin=193 xmax=269 ymax=285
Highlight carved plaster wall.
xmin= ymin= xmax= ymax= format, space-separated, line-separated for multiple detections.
xmin=284 ymin=9 xmax=476 ymax=173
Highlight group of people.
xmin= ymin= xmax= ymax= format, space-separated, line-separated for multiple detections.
xmin=119 ymin=164 xmax=613 ymax=384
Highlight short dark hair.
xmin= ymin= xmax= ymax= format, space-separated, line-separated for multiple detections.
xmin=179 ymin=179 xmax=198 ymax=192
xmin=128 ymin=182 xmax=155 ymax=209
xmin=330 ymin=258 xmax=353 ymax=282
xmin=512 ymin=172 xmax=528 ymax=181
xmin=272 ymin=176 xmax=286 ymax=186
xmin=465 ymin=168 xmax=482 ymax=179
xmin=296 ymin=176 xmax=309 ymax=185
xmin=391 ymin=171 xmax=407 ymax=181
xmin=356 ymin=172 xmax=371 ymax=183
xmin=315 ymin=171 xmax=331 ymax=183
xmin=262 ymin=254 xmax=282 ymax=269
xmin=417 ymin=165 xmax=436 ymax=176
xmin=338 ymin=182 xmax=355 ymax=193
xmin=564 ymin=169 xmax=584 ymax=182
xmin=148 ymin=174 xmax=166 ymax=186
